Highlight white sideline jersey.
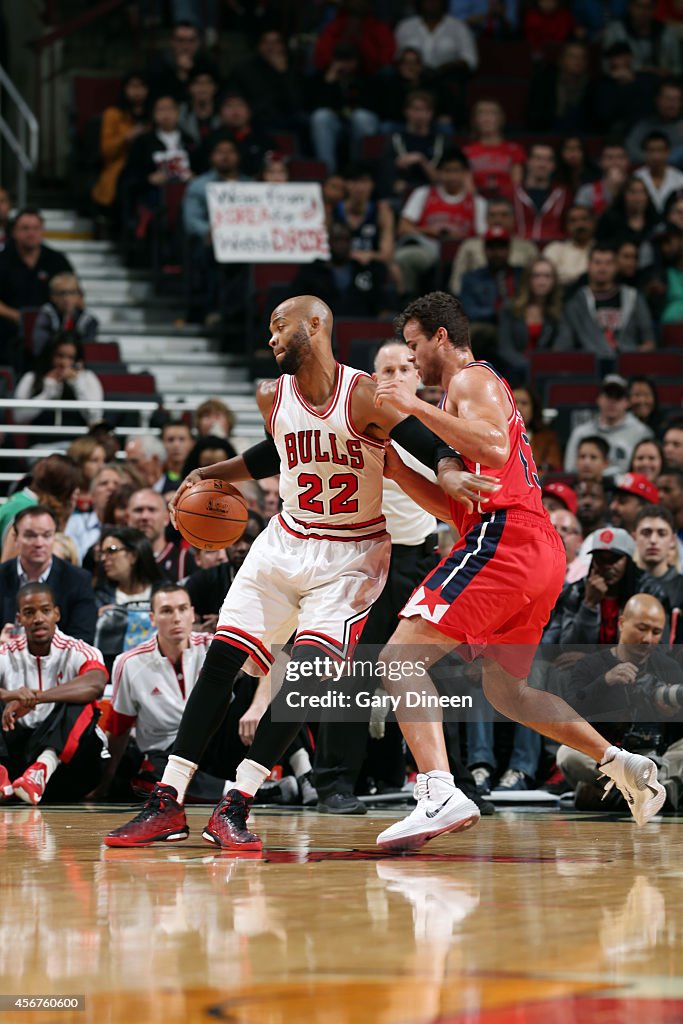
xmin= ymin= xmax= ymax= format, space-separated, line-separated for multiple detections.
xmin=0 ymin=628 xmax=106 ymax=729
xmin=110 ymin=632 xmax=212 ymax=753
xmin=383 ymin=443 xmax=437 ymax=546
xmin=269 ymin=362 xmax=387 ymax=542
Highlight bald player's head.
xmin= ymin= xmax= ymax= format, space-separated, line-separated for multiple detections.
xmin=618 ymin=593 xmax=666 ymax=660
xmin=269 ymin=295 xmax=333 ymax=374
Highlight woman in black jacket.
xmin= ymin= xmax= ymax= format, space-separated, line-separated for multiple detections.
xmin=497 ymin=257 xmax=562 ymax=381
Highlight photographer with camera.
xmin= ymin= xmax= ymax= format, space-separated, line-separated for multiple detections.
xmin=557 ymin=593 xmax=683 ymax=810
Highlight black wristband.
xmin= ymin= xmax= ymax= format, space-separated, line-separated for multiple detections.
xmin=389 ymin=415 xmax=450 ymax=474
xmin=435 ymin=444 xmax=463 ymax=468
xmin=242 ymin=435 xmax=281 ymax=479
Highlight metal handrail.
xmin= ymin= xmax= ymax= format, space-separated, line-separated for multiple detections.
xmin=0 ymin=63 xmax=39 ymax=207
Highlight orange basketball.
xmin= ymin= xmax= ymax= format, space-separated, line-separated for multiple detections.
xmin=174 ymin=479 xmax=248 ymax=550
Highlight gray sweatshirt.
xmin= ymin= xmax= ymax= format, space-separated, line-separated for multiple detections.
xmin=554 ymin=286 xmax=654 ymax=356
xmin=564 ymin=412 xmax=653 ymax=474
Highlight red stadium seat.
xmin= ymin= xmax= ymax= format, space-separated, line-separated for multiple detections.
xmin=83 ymin=342 xmax=121 ymax=364
xmin=271 ymin=133 xmax=298 ymax=156
xmin=252 ymin=264 xmax=300 ymax=317
xmin=546 ymin=382 xmax=600 ymax=406
xmin=661 ymin=324 xmax=683 ymax=348
xmin=20 ymin=308 xmax=40 ymax=356
xmin=97 ymin=372 xmax=156 ymax=395
xmin=656 ymin=384 xmax=683 ymax=406
xmin=334 ymin=319 xmax=395 ymax=362
xmin=360 ymin=134 xmax=387 ymax=162
xmin=73 ymin=75 xmax=121 ymax=139
xmin=530 ymin=351 xmax=596 ymax=383
xmin=478 ymin=40 xmax=533 ymax=78
xmin=619 ymin=352 xmax=683 ymax=378
xmin=288 ymin=159 xmax=327 ymax=182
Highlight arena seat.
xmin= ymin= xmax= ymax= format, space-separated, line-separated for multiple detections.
xmin=478 ymin=39 xmax=533 ymax=78
xmin=530 ymin=351 xmax=597 ymax=385
xmin=73 ymin=75 xmax=121 ymax=139
xmin=97 ymin=372 xmax=157 ymax=397
xmin=20 ymin=308 xmax=40 ymax=356
xmin=334 ymin=319 xmax=395 ymax=362
xmin=656 ymin=383 xmax=683 ymax=406
xmin=618 ymin=352 xmax=683 ymax=378
xmin=288 ymin=159 xmax=327 ymax=182
xmin=252 ymin=264 xmax=300 ymax=318
xmin=271 ymin=132 xmax=298 ymax=156
xmin=661 ymin=324 xmax=683 ymax=348
xmin=83 ymin=342 xmax=121 ymax=364
xmin=360 ymin=134 xmax=387 ymax=163
xmin=546 ymin=382 xmax=600 ymax=406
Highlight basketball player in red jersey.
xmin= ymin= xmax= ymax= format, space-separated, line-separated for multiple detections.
xmin=104 ymin=294 xmax=493 ymax=849
xmin=373 ymin=291 xmax=665 ymax=851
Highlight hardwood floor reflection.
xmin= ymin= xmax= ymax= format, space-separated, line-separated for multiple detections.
xmin=1 ymin=805 xmax=682 ymax=1024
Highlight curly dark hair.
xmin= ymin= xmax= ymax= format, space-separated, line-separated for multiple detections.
xmin=394 ymin=291 xmax=470 ymax=349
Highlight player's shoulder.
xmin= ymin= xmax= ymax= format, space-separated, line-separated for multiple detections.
xmin=452 ymin=361 xmax=508 ymax=394
xmin=255 ymin=379 xmax=280 ymax=417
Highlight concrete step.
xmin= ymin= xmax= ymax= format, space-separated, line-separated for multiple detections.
xmin=50 ymin=239 xmax=117 ymax=255
xmin=90 ymin=305 xmax=186 ymax=327
xmin=43 ymin=212 xmax=93 ymax=234
xmin=83 ymin=279 xmax=155 ymax=303
xmin=70 ymin=260 xmax=151 ymax=281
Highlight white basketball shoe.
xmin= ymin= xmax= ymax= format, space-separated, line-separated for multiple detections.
xmin=376 ymin=772 xmax=480 ymax=852
xmin=598 ymin=746 xmax=666 ymax=826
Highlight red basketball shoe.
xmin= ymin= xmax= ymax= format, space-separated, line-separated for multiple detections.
xmin=13 ymin=762 xmax=48 ymax=805
xmin=0 ymin=765 xmax=13 ymax=800
xmin=202 ymin=790 xmax=262 ymax=851
xmin=104 ymin=784 xmax=189 ymax=848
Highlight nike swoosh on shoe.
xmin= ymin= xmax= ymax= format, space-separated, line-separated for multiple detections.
xmin=425 ymin=796 xmax=454 ymax=819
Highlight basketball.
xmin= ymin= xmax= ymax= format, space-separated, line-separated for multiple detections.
xmin=174 ymin=478 xmax=248 ymax=550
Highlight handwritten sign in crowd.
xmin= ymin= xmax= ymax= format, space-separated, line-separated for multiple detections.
xmin=207 ymin=182 xmax=330 ymax=263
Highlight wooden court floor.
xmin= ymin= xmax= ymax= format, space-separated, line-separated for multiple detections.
xmin=0 ymin=803 xmax=682 ymax=1024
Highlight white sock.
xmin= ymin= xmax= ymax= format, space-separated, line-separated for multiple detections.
xmin=600 ymin=745 xmax=620 ymax=767
xmin=222 ymin=778 xmax=236 ymax=796
xmin=289 ymin=748 xmax=311 ymax=778
xmin=36 ymin=749 xmax=59 ymax=783
xmin=161 ymin=755 xmax=197 ymax=803
xmin=235 ymin=758 xmax=270 ymax=797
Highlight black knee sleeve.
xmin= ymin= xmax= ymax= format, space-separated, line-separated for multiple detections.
xmin=173 ymin=639 xmax=248 ymax=763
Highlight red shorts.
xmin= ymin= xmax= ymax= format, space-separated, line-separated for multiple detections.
xmin=400 ymin=509 xmax=566 ymax=678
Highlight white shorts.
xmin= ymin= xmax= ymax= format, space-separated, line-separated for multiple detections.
xmin=215 ymin=515 xmax=391 ymax=674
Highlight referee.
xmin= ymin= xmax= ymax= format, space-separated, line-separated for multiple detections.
xmin=314 ymin=341 xmax=440 ymax=813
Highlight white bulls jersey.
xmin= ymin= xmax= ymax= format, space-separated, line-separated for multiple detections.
xmin=269 ymin=362 xmax=387 ymax=542
xmin=0 ymin=628 xmax=106 ymax=729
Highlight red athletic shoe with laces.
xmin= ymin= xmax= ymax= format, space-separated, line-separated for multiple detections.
xmin=202 ymin=790 xmax=262 ymax=851
xmin=13 ymin=762 xmax=48 ymax=805
xmin=103 ymin=783 xmax=189 ymax=848
xmin=0 ymin=765 xmax=13 ymax=800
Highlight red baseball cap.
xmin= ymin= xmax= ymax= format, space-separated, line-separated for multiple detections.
xmin=542 ymin=482 xmax=578 ymax=515
xmin=484 ymin=225 xmax=510 ymax=243
xmin=614 ymin=472 xmax=660 ymax=504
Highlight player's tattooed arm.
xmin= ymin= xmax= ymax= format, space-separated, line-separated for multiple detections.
xmin=172 ymin=381 xmax=282 ymax=518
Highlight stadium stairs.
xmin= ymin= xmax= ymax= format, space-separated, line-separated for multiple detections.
xmin=43 ymin=208 xmax=263 ymax=449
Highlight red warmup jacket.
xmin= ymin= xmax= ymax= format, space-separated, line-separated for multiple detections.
xmin=512 ymin=183 xmax=570 ymax=242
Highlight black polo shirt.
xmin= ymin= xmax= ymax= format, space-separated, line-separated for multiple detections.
xmin=0 ymin=243 xmax=73 ymax=313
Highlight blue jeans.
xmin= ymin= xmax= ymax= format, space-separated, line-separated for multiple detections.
xmin=310 ymin=107 xmax=380 ymax=173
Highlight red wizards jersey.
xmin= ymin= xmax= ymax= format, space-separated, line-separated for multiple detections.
xmin=443 ymin=361 xmax=547 ymax=536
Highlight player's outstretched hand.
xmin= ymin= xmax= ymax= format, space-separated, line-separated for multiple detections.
xmin=169 ymin=468 xmax=204 ymax=528
xmin=437 ymin=464 xmax=500 ymax=513
xmin=383 ymin=441 xmax=404 ymax=480
xmin=374 ymin=379 xmax=418 ymax=415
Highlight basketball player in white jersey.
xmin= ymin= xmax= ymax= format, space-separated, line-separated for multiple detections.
xmin=105 ymin=295 xmax=494 ymax=848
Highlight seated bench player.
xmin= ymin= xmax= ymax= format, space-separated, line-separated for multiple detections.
xmin=0 ymin=583 xmax=108 ymax=804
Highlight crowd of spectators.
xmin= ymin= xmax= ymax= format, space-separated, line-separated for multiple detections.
xmin=5 ymin=0 xmax=683 ymax=812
